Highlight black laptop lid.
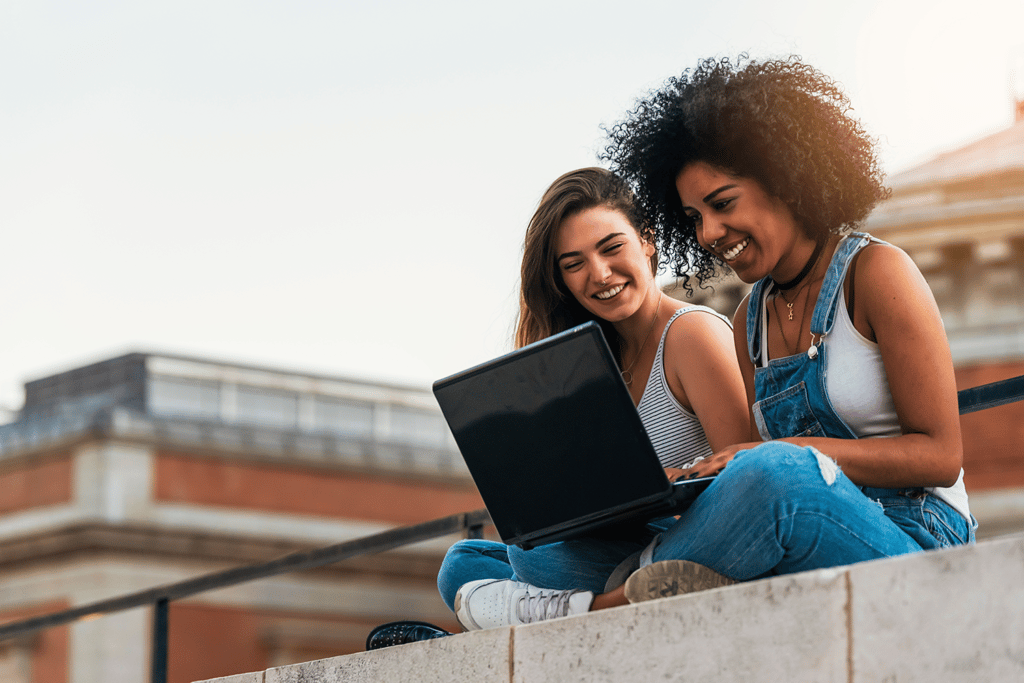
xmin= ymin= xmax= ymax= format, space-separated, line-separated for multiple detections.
xmin=433 ymin=322 xmax=671 ymax=545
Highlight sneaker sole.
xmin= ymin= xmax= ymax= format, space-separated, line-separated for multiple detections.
xmin=453 ymin=590 xmax=470 ymax=631
xmin=624 ymin=560 xmax=736 ymax=603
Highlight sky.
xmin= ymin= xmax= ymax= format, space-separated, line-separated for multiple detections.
xmin=1 ymin=0 xmax=1023 ymax=414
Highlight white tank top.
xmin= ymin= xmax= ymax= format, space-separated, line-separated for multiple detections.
xmin=637 ymin=306 xmax=728 ymax=469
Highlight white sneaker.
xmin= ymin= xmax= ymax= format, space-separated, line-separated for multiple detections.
xmin=454 ymin=579 xmax=594 ymax=630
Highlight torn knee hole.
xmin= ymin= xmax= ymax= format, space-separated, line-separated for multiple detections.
xmin=811 ymin=448 xmax=838 ymax=486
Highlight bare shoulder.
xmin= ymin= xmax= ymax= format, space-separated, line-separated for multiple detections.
xmin=852 ymin=240 xmax=943 ymax=344
xmin=732 ymin=292 xmax=751 ymax=332
xmin=853 ymin=242 xmax=928 ymax=293
xmin=662 ymin=301 xmax=751 ymax=447
xmin=662 ymin=305 xmax=738 ymax=389
xmin=663 ymin=305 xmax=733 ymax=349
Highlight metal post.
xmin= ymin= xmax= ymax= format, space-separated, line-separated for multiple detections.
xmin=151 ymin=598 xmax=169 ymax=683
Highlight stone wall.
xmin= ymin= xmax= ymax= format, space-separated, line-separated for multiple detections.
xmin=196 ymin=533 xmax=1024 ymax=683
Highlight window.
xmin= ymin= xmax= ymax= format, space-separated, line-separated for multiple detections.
xmin=390 ymin=406 xmax=445 ymax=447
xmin=148 ymin=377 xmax=221 ymax=420
xmin=236 ymin=386 xmax=299 ymax=429
xmin=313 ymin=396 xmax=373 ymax=438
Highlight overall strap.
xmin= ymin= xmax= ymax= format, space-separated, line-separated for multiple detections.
xmin=808 ymin=232 xmax=873 ymax=337
xmin=747 ymin=232 xmax=886 ymax=364
xmin=746 ymin=277 xmax=772 ymax=366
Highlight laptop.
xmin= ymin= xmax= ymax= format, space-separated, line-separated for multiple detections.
xmin=432 ymin=321 xmax=714 ymax=550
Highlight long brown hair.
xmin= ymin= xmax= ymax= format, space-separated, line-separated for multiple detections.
xmin=515 ymin=167 xmax=657 ymax=353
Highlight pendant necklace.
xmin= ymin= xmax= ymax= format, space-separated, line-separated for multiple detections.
xmin=620 ymin=297 xmax=662 ymax=386
xmin=772 ymin=238 xmax=827 ymax=321
xmin=772 ymin=287 xmax=810 ymax=356
xmin=776 ymin=278 xmax=813 ymax=322
xmin=771 ymin=239 xmax=828 ymax=355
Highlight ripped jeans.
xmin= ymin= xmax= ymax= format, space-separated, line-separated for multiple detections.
xmin=437 ymin=443 xmax=974 ymax=609
xmin=647 ymin=443 xmax=973 ymax=579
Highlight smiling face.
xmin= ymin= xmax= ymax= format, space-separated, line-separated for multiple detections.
xmin=675 ymin=161 xmax=817 ymax=284
xmin=554 ymin=205 xmax=657 ymax=323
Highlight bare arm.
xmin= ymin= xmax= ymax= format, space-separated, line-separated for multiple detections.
xmin=732 ymin=294 xmax=762 ymax=443
xmin=662 ymin=309 xmax=750 ymax=453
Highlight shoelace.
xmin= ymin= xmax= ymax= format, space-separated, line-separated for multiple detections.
xmin=515 ymin=588 xmax=580 ymax=624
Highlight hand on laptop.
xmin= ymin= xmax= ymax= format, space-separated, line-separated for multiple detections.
xmin=679 ymin=442 xmax=761 ymax=480
xmin=665 ymin=468 xmax=688 ymax=483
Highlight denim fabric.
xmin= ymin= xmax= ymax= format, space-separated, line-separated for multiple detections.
xmin=437 ymin=540 xmax=514 ymax=611
xmin=747 ymin=234 xmax=868 ymax=442
xmin=859 ymin=486 xmax=975 ymax=549
xmin=436 ymin=520 xmax=673 ymax=610
xmin=651 ymin=444 xmax=927 ymax=578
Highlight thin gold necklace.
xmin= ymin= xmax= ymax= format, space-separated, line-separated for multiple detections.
xmin=620 ymin=297 xmax=662 ymax=386
xmin=774 ymin=241 xmax=827 ymax=321
xmin=776 ymin=277 xmax=813 ymax=321
xmin=772 ymin=287 xmax=809 ymax=356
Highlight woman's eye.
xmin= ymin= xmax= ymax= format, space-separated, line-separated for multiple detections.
xmin=713 ymin=198 xmax=733 ymax=211
xmin=603 ymin=243 xmax=624 ymax=254
xmin=685 ymin=214 xmax=701 ymax=228
xmin=562 ymin=261 xmax=583 ymax=272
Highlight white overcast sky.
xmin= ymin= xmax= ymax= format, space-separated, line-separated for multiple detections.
xmin=2 ymin=0 xmax=1023 ymax=412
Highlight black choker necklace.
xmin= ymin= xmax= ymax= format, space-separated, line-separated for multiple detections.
xmin=772 ymin=239 xmax=826 ymax=291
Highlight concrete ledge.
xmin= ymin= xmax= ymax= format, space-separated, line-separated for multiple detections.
xmin=196 ymin=674 xmax=263 ymax=683
xmin=195 ymin=534 xmax=1024 ymax=683
xmin=514 ymin=568 xmax=849 ymax=682
xmin=851 ymin=533 xmax=1024 ymax=680
xmin=267 ymin=627 xmax=509 ymax=683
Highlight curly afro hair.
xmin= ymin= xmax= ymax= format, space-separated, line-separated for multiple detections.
xmin=602 ymin=55 xmax=889 ymax=291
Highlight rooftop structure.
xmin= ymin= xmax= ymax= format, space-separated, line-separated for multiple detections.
xmin=2 ymin=352 xmax=466 ymax=479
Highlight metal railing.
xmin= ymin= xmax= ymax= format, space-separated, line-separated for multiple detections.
xmin=2 ymin=374 xmax=1024 ymax=683
xmin=0 ymin=508 xmax=490 ymax=683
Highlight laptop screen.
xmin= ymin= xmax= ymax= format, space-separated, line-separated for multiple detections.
xmin=433 ymin=323 xmax=671 ymax=544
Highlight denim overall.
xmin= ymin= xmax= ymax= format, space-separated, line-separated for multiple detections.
xmin=746 ymin=232 xmax=972 ymax=550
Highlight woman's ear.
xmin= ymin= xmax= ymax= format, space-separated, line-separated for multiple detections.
xmin=644 ymin=240 xmax=659 ymax=276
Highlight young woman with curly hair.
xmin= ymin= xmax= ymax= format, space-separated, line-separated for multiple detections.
xmin=597 ymin=55 xmax=974 ymax=597
xmin=432 ymin=167 xmax=751 ymax=632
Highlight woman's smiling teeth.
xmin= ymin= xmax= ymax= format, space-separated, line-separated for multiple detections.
xmin=595 ymin=284 xmax=625 ymax=300
xmin=721 ymin=238 xmax=750 ymax=262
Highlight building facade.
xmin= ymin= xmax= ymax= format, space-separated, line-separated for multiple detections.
xmin=0 ymin=353 xmax=482 ymax=683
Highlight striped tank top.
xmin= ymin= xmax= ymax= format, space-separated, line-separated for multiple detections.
xmin=636 ymin=305 xmax=729 ymax=469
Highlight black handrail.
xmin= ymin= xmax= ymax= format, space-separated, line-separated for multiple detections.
xmin=957 ymin=374 xmax=1024 ymax=414
xmin=2 ymin=375 xmax=1023 ymax=683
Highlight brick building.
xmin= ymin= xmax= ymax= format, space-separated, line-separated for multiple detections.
xmin=0 ymin=353 xmax=482 ymax=683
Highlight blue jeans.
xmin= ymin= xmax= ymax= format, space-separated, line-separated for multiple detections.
xmin=437 ymin=518 xmax=669 ymax=611
xmin=436 ymin=443 xmax=974 ymax=610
